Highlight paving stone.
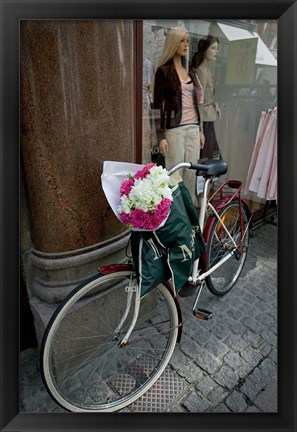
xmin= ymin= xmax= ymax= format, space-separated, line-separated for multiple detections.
xmin=248 ymin=284 xmax=264 ymax=299
xmin=267 ymin=307 xmax=277 ymax=319
xmin=182 ymin=391 xmax=209 ymax=412
xmin=179 ymin=335 xmax=202 ymax=360
xmin=212 ymin=403 xmax=231 ymax=412
xmin=253 ymin=378 xmax=277 ymax=412
xmin=177 ymin=361 xmax=204 ymax=384
xmin=243 ymin=329 xmax=263 ymax=349
xmin=241 ymin=291 xmax=258 ymax=305
xmin=209 ymin=322 xmax=232 ymax=340
xmin=195 ymin=375 xmax=220 ymax=399
xmin=213 ymin=308 xmax=231 ymax=324
xmin=255 ymin=290 xmax=275 ymax=304
xmin=169 ymin=346 xmax=189 ymax=370
xmin=249 ymin=367 xmax=268 ymax=388
xmin=227 ymin=307 xmax=244 ymax=320
xmin=224 ymin=333 xmax=248 ymax=352
xmin=245 ymin=405 xmax=262 ymax=412
xmin=206 ymin=385 xmax=228 ymax=405
xmin=261 ymin=329 xmax=277 ymax=346
xmin=241 ymin=316 xmax=263 ymax=333
xmin=225 ymin=390 xmax=248 ymax=412
xmin=194 ymin=349 xmax=221 ymax=375
xmin=240 ymin=346 xmax=262 ymax=367
xmin=196 ymin=375 xmax=227 ymax=406
xmin=271 ymin=323 xmax=278 ymax=335
xmin=205 ymin=337 xmax=229 ymax=357
xmin=239 ymin=375 xmax=263 ymax=401
xmin=259 ymin=341 xmax=272 ymax=357
xmin=259 ymin=358 xmax=277 ymax=378
xmin=239 ymin=302 xmax=260 ymax=319
xmin=255 ymin=312 xmax=275 ymax=327
xmin=213 ymin=365 xmax=239 ymax=390
xmin=254 ymin=298 xmax=271 ymax=312
xmin=237 ymin=361 xmax=254 ymax=379
xmin=224 ymin=293 xmax=243 ymax=308
xmin=227 ymin=319 xmax=246 ymax=336
xmin=269 ymin=348 xmax=277 ymax=364
xmin=190 ymin=325 xmax=212 ymax=346
xmin=224 ymin=351 xmax=245 ymax=369
xmin=182 ymin=318 xmax=203 ymax=338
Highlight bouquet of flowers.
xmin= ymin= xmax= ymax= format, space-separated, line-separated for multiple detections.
xmin=117 ymin=163 xmax=173 ymax=230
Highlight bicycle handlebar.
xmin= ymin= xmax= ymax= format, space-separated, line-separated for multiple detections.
xmin=168 ymin=159 xmax=228 ymax=178
xmin=190 ymin=162 xmax=209 ymax=172
xmin=167 ymin=162 xmax=209 ymax=176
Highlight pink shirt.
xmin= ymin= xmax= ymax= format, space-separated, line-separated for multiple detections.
xmin=180 ymin=79 xmax=199 ymax=125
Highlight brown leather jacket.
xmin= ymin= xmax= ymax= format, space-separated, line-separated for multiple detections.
xmin=153 ymin=59 xmax=202 ymax=142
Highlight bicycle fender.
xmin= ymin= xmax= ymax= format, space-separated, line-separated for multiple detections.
xmin=98 ymin=263 xmax=134 ymax=274
xmin=201 ymin=198 xmax=252 ymax=271
xmin=201 ymin=197 xmax=238 ymax=270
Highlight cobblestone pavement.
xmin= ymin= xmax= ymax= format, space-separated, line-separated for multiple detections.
xmin=20 ymin=221 xmax=277 ymax=413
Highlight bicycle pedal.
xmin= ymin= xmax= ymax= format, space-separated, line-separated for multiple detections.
xmin=193 ymin=307 xmax=213 ymax=320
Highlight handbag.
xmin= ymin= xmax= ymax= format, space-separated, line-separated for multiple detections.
xmin=151 ymin=144 xmax=165 ymax=167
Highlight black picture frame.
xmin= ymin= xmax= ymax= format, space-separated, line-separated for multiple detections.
xmin=1 ymin=0 xmax=296 ymax=431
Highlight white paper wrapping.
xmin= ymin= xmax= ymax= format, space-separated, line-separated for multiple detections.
xmin=101 ymin=161 xmax=145 ymax=222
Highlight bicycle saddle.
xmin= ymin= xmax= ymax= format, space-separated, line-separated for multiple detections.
xmin=199 ymin=159 xmax=228 ymax=177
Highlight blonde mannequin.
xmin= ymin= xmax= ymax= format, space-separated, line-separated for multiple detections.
xmin=153 ymin=26 xmax=204 ymax=203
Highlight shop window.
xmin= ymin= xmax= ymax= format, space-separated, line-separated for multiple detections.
xmin=142 ymin=19 xmax=277 ymax=216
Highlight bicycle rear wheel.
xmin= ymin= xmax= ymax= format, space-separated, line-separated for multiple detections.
xmin=204 ymin=200 xmax=250 ymax=296
xmin=40 ymin=270 xmax=179 ymax=412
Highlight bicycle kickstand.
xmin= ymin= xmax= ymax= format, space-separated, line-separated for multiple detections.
xmin=192 ymin=282 xmax=214 ymax=320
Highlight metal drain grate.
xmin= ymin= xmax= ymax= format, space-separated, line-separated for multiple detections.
xmin=128 ymin=366 xmax=187 ymax=412
xmin=108 ymin=355 xmax=187 ymax=412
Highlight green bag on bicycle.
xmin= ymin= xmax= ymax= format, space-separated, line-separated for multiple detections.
xmin=131 ymin=180 xmax=206 ymax=297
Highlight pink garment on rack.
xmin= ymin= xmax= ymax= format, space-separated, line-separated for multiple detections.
xmin=246 ymin=108 xmax=277 ymax=201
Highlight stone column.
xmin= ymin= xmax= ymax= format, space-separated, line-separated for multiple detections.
xmin=20 ymin=20 xmax=135 ymax=343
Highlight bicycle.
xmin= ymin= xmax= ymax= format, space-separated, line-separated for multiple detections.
xmin=40 ymin=158 xmax=252 ymax=412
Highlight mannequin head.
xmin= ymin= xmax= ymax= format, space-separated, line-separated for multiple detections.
xmin=158 ymin=26 xmax=189 ymax=67
xmin=190 ymin=35 xmax=219 ymax=69
xmin=205 ymin=40 xmax=219 ymax=61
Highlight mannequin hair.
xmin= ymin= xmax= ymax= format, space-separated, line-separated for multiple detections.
xmin=190 ymin=35 xmax=219 ymax=70
xmin=158 ymin=26 xmax=189 ymax=67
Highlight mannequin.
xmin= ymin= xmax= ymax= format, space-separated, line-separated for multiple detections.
xmin=190 ymin=35 xmax=221 ymax=160
xmin=153 ymin=26 xmax=204 ymax=203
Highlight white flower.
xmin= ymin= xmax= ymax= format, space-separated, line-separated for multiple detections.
xmin=117 ymin=163 xmax=173 ymax=230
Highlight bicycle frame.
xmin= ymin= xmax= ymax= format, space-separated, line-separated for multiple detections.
xmin=99 ymin=160 xmax=251 ymax=346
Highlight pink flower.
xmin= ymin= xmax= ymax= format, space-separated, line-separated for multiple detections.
xmin=134 ymin=163 xmax=156 ymax=180
xmin=120 ymin=178 xmax=134 ymax=197
xmin=131 ymin=209 xmax=149 ymax=229
xmin=154 ymin=198 xmax=171 ymax=220
xmin=119 ymin=212 xmax=132 ymax=226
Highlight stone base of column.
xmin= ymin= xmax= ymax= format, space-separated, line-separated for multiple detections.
xmin=28 ymin=231 xmax=131 ymax=345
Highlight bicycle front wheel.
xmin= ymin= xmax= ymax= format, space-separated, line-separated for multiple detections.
xmin=204 ymin=200 xmax=250 ymax=296
xmin=41 ymin=270 xmax=179 ymax=412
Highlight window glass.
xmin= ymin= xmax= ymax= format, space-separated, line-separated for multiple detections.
xmin=143 ymin=19 xmax=277 ymax=209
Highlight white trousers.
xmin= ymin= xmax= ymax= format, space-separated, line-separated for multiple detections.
xmin=165 ymin=124 xmax=200 ymax=202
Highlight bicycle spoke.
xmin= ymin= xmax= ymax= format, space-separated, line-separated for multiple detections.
xmin=41 ymin=272 xmax=179 ymax=412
